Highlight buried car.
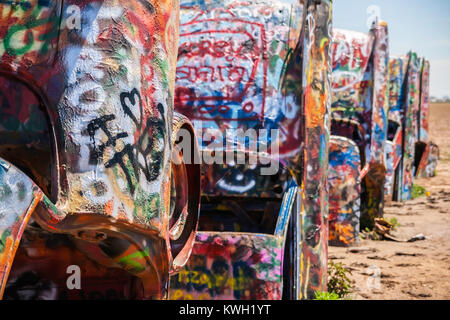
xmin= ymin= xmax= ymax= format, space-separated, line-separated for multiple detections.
xmin=0 ymin=0 xmax=201 ymax=300
xmin=169 ymin=0 xmax=332 ymax=300
xmin=384 ymin=52 xmax=439 ymax=203
xmin=328 ymin=21 xmax=389 ymax=246
xmin=412 ymin=58 xmax=439 ymax=180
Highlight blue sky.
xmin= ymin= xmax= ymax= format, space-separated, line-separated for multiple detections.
xmin=333 ymin=0 xmax=450 ymax=98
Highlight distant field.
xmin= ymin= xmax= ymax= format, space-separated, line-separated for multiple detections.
xmin=430 ymin=103 xmax=450 ymax=159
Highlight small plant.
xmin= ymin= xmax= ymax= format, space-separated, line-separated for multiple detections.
xmin=387 ymin=217 xmax=400 ymax=231
xmin=314 ymin=291 xmax=340 ymax=300
xmin=412 ymin=184 xmax=427 ymax=199
xmin=327 ymin=262 xmax=353 ymax=299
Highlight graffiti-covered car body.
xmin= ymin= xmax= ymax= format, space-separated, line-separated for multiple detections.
xmin=414 ymin=59 xmax=439 ymax=180
xmin=384 ymin=53 xmax=418 ymax=202
xmin=384 ymin=55 xmax=408 ymax=202
xmin=384 ymin=54 xmax=438 ymax=202
xmin=328 ymin=22 xmax=389 ymax=246
xmin=0 ymin=0 xmax=201 ymax=300
xmin=169 ymin=0 xmax=332 ymax=300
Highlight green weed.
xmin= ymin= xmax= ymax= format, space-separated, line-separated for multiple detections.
xmin=412 ymin=184 xmax=427 ymax=199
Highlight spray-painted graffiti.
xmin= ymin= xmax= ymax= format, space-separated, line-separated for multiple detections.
xmin=170 ymin=233 xmax=284 ymax=300
xmin=414 ymin=59 xmax=439 ymax=179
xmin=169 ymin=184 xmax=297 ymax=300
xmin=386 ymin=52 xmax=422 ymax=201
xmin=87 ymin=94 xmax=167 ymax=197
xmin=330 ymin=22 xmax=389 ymax=237
xmin=384 ymin=136 xmax=402 ymax=200
xmin=298 ymin=0 xmax=332 ymax=298
xmin=399 ymin=52 xmax=421 ymax=201
xmin=385 ymin=55 xmax=438 ymax=202
xmin=171 ymin=0 xmax=332 ymax=300
xmin=175 ymin=0 xmax=308 ymax=198
xmin=0 ymin=0 xmax=202 ymax=300
xmin=416 ymin=142 xmax=439 ymax=178
xmin=384 ymin=56 xmax=408 ymax=201
xmin=0 ymin=159 xmax=43 ymax=296
xmin=328 ymin=137 xmax=361 ymax=246
xmin=418 ymin=59 xmax=431 ymax=144
xmin=0 ymin=0 xmax=178 ymax=224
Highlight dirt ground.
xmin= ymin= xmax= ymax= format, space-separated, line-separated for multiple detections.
xmin=329 ymin=103 xmax=450 ymax=300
